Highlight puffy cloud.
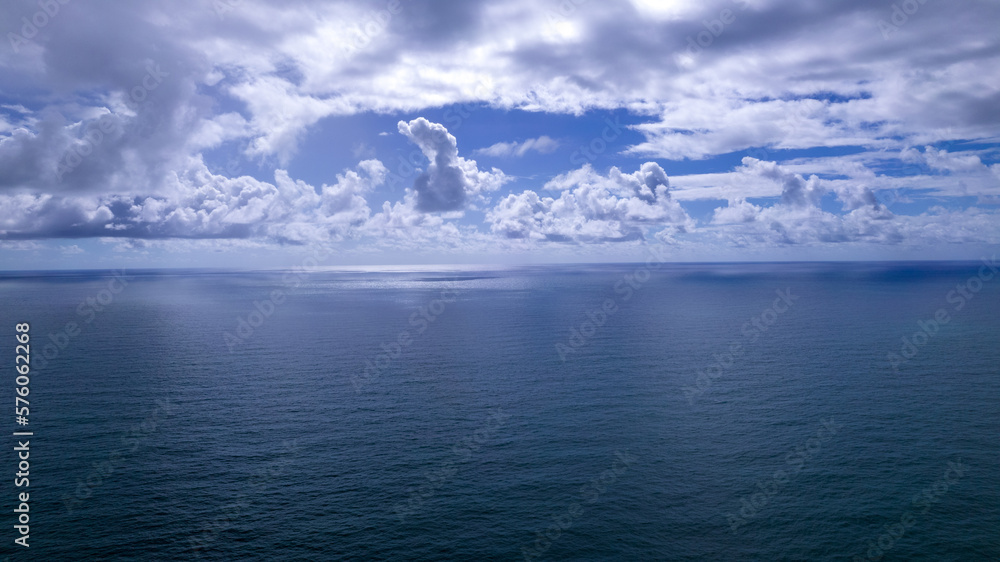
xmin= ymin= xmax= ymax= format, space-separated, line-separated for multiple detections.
xmin=475 ymin=136 xmax=559 ymax=157
xmin=397 ymin=117 xmax=506 ymax=212
xmin=902 ymin=145 xmax=1000 ymax=180
xmin=738 ymin=157 xmax=825 ymax=209
xmin=712 ymin=198 xmax=761 ymax=224
xmin=361 ymin=190 xmax=498 ymax=255
xmin=487 ymin=162 xmax=693 ymax=243
xmin=0 ymin=158 xmax=386 ymax=243
xmin=711 ymin=158 xmax=898 ymax=245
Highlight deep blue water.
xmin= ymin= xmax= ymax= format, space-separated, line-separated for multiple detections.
xmin=1 ymin=262 xmax=998 ymax=560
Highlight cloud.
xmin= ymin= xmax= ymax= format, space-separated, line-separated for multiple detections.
xmin=0 ymin=158 xmax=386 ymax=243
xmin=487 ymin=162 xmax=693 ymax=242
xmin=711 ymin=157 xmax=899 ymax=245
xmin=352 ymin=141 xmax=376 ymax=159
xmin=5 ymin=0 xmax=999 ymax=165
xmin=475 ymin=136 xmax=559 ymax=157
xmin=739 ymin=157 xmax=825 ymax=209
xmin=0 ymin=0 xmax=998 ymax=260
xmin=397 ymin=117 xmax=506 ymax=212
xmin=209 ymin=0 xmax=996 ymax=156
xmin=903 ymin=145 xmax=1000 ymax=181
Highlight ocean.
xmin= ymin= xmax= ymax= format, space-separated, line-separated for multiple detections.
xmin=1 ymin=262 xmax=998 ymax=560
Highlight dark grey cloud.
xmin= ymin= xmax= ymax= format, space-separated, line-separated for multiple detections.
xmin=1 ymin=0 xmax=213 ymax=195
xmin=387 ymin=0 xmax=487 ymax=48
xmin=399 ymin=117 xmax=466 ymax=212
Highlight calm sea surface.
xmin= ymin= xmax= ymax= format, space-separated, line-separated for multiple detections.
xmin=1 ymin=262 xmax=998 ymax=560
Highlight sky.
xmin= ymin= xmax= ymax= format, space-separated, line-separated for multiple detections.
xmin=1 ymin=0 xmax=999 ymax=269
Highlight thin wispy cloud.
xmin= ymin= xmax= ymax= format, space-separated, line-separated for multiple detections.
xmin=475 ymin=136 xmax=559 ymax=158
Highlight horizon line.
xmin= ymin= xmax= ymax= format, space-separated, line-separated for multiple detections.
xmin=0 ymin=258 xmax=996 ymax=275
